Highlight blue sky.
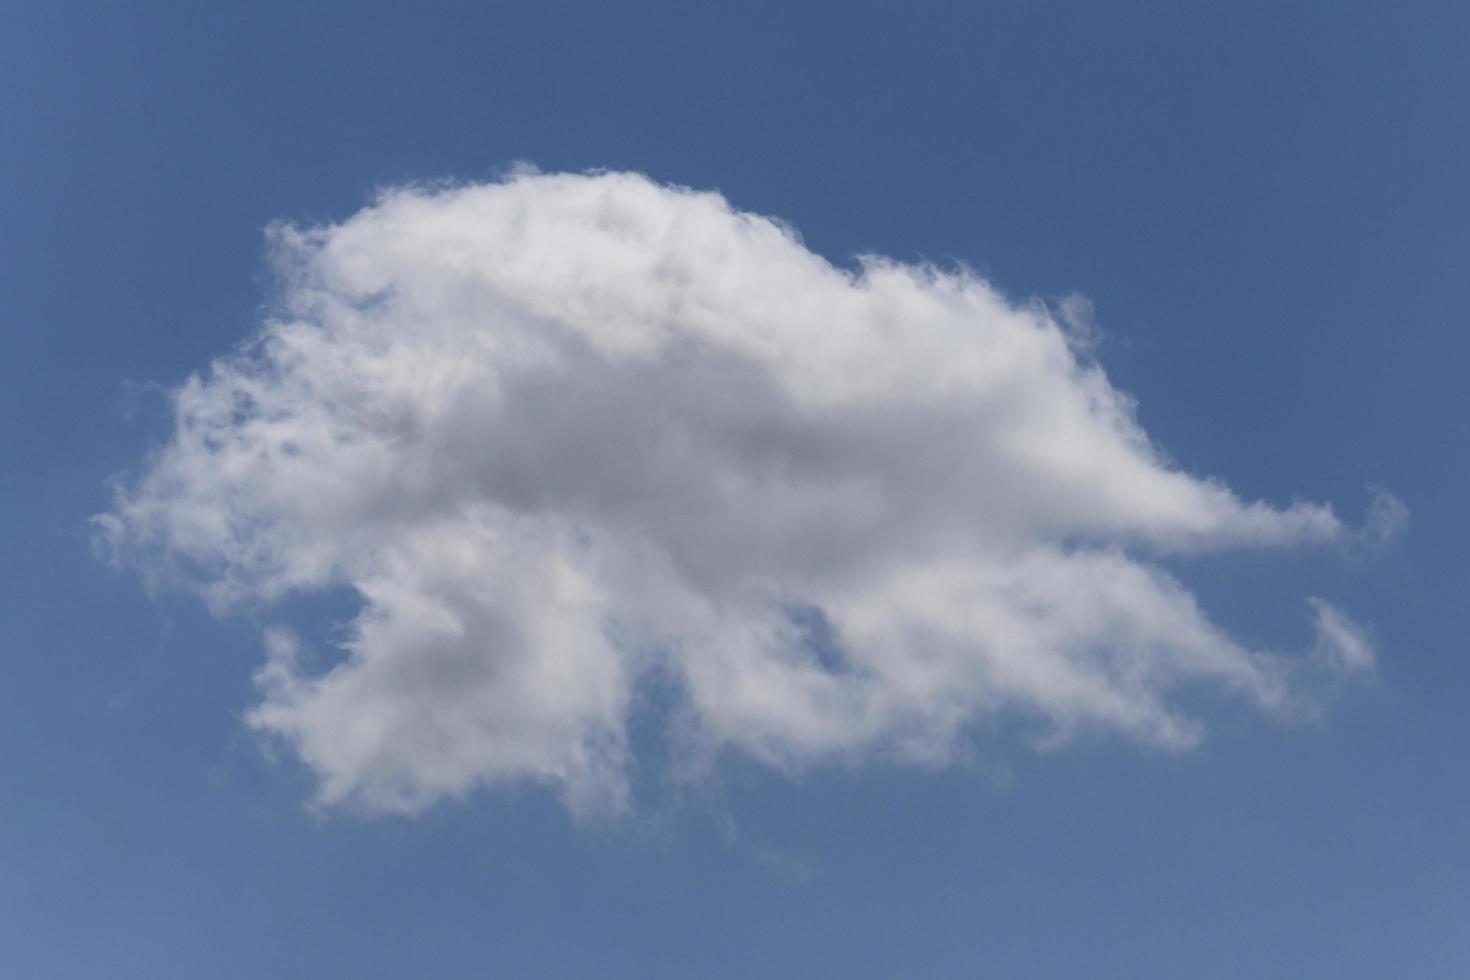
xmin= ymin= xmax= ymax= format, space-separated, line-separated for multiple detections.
xmin=3 ymin=2 xmax=1468 ymax=977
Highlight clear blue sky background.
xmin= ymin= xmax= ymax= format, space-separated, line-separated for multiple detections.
xmin=3 ymin=2 xmax=1467 ymax=976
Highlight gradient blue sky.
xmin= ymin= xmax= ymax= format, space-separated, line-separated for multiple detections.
xmin=3 ymin=2 xmax=1468 ymax=976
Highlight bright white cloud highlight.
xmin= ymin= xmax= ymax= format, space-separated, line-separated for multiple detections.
xmin=97 ymin=170 xmax=1373 ymax=815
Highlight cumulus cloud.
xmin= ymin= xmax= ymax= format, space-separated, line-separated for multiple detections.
xmin=97 ymin=170 xmax=1374 ymax=815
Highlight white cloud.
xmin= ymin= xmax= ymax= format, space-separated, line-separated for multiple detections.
xmin=96 ymin=170 xmax=1373 ymax=815
xmin=1363 ymin=486 xmax=1410 ymax=546
xmin=1308 ymin=598 xmax=1376 ymax=675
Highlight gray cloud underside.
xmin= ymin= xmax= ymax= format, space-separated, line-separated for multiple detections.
xmin=98 ymin=170 xmax=1373 ymax=815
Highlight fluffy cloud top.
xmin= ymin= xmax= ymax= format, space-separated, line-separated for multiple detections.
xmin=98 ymin=170 xmax=1372 ymax=815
